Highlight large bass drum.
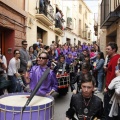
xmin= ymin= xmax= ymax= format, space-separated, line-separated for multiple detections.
xmin=56 ymin=73 xmax=70 ymax=95
xmin=0 ymin=93 xmax=54 ymax=120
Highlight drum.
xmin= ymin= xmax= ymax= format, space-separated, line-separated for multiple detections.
xmin=56 ymin=73 xmax=70 ymax=88
xmin=0 ymin=93 xmax=54 ymax=120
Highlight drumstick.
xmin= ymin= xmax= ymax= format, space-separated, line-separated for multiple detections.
xmin=22 ymin=68 xmax=50 ymax=113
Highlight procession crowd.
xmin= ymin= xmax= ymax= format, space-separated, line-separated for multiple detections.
xmin=0 ymin=39 xmax=120 ymax=120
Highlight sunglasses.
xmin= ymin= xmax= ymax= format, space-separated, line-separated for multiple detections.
xmin=39 ymin=57 xmax=48 ymax=60
xmin=16 ymin=53 xmax=20 ymax=54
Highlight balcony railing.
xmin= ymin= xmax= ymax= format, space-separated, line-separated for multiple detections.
xmin=78 ymin=28 xmax=82 ymax=37
xmin=46 ymin=4 xmax=54 ymax=22
xmin=101 ymin=0 xmax=120 ymax=28
xmin=94 ymin=24 xmax=98 ymax=31
xmin=35 ymin=2 xmax=54 ymax=26
xmin=114 ymin=0 xmax=120 ymax=11
xmin=82 ymin=31 xmax=87 ymax=39
xmin=54 ymin=17 xmax=63 ymax=35
xmin=95 ymin=31 xmax=98 ymax=36
xmin=55 ymin=17 xmax=64 ymax=30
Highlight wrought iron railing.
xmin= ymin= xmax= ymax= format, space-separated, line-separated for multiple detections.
xmin=101 ymin=0 xmax=120 ymax=26
xmin=55 ymin=17 xmax=63 ymax=30
xmin=38 ymin=1 xmax=54 ymax=22
xmin=101 ymin=0 xmax=110 ymax=25
xmin=78 ymin=28 xmax=82 ymax=36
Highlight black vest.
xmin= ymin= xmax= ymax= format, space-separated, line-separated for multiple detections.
xmin=71 ymin=93 xmax=104 ymax=120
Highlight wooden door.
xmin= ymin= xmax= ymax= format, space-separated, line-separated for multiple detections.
xmin=0 ymin=31 xmax=5 ymax=54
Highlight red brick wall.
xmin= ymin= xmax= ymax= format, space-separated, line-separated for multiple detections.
xmin=0 ymin=1 xmax=26 ymax=62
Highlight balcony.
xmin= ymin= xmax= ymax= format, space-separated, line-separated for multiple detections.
xmin=94 ymin=25 xmax=98 ymax=31
xmin=94 ymin=23 xmax=98 ymax=35
xmin=100 ymin=0 xmax=120 ymax=28
xmin=54 ymin=17 xmax=64 ymax=35
xmin=95 ymin=31 xmax=98 ymax=36
xmin=114 ymin=0 xmax=120 ymax=11
xmin=54 ymin=28 xmax=63 ymax=35
xmin=82 ymin=31 xmax=87 ymax=40
xmin=35 ymin=2 xmax=54 ymax=26
xmin=66 ymin=17 xmax=73 ymax=30
xmin=78 ymin=28 xmax=82 ymax=37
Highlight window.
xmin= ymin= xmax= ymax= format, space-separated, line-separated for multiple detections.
xmin=74 ymin=18 xmax=76 ymax=29
xmin=88 ymin=31 xmax=91 ymax=40
xmin=79 ymin=19 xmax=81 ymax=35
xmin=55 ymin=35 xmax=59 ymax=44
xmin=74 ymin=38 xmax=76 ymax=46
xmin=79 ymin=4 xmax=82 ymax=13
xmin=66 ymin=38 xmax=71 ymax=46
xmin=85 ymin=10 xmax=87 ymax=19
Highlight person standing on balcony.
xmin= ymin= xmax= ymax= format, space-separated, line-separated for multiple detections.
xmin=55 ymin=10 xmax=62 ymax=28
xmin=39 ymin=0 xmax=44 ymax=14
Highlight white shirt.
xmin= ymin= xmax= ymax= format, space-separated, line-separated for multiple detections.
xmin=8 ymin=57 xmax=20 ymax=76
xmin=0 ymin=54 xmax=7 ymax=73
xmin=55 ymin=12 xmax=61 ymax=20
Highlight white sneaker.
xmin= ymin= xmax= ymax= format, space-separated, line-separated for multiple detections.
xmin=94 ymin=87 xmax=98 ymax=91
xmin=94 ymin=90 xmax=101 ymax=94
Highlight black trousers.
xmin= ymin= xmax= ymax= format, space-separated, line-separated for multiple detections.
xmin=104 ymin=91 xmax=119 ymax=120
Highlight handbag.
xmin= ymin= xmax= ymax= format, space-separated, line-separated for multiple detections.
xmin=0 ymin=74 xmax=11 ymax=89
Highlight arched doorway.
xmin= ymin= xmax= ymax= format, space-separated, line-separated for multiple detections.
xmin=0 ymin=26 xmax=15 ymax=63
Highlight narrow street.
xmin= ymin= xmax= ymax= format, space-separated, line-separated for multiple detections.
xmin=53 ymin=90 xmax=72 ymax=120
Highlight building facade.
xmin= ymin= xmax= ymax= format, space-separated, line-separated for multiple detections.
xmin=0 ymin=0 xmax=27 ymax=62
xmin=26 ymin=0 xmax=95 ymax=46
xmin=62 ymin=0 xmax=95 ymax=45
xmin=0 ymin=0 xmax=96 ymax=62
xmin=99 ymin=0 xmax=120 ymax=54
xmin=26 ymin=0 xmax=64 ymax=46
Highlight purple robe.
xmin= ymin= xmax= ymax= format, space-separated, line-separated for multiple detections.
xmin=63 ymin=49 xmax=68 ymax=55
xmin=82 ymin=45 xmax=88 ymax=51
xmin=88 ymin=46 xmax=92 ymax=51
xmin=29 ymin=65 xmax=58 ymax=96
xmin=66 ymin=57 xmax=74 ymax=65
xmin=69 ymin=51 xmax=77 ymax=58
xmin=78 ymin=49 xmax=82 ymax=53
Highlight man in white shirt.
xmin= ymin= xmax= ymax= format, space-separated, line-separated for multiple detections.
xmin=8 ymin=49 xmax=20 ymax=93
xmin=55 ymin=10 xmax=62 ymax=28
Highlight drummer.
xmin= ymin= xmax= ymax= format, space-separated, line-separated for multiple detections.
xmin=66 ymin=73 xmax=105 ymax=120
xmin=56 ymin=55 xmax=70 ymax=74
xmin=70 ymin=62 xmax=92 ymax=94
xmin=69 ymin=47 xmax=77 ymax=59
xmin=65 ymin=52 xmax=74 ymax=65
xmin=28 ymin=52 xmax=58 ymax=96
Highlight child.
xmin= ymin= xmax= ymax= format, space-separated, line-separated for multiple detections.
xmin=17 ymin=68 xmax=26 ymax=92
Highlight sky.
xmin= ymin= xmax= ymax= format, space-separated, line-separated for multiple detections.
xmin=84 ymin=0 xmax=99 ymax=14
xmin=84 ymin=0 xmax=99 ymax=21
